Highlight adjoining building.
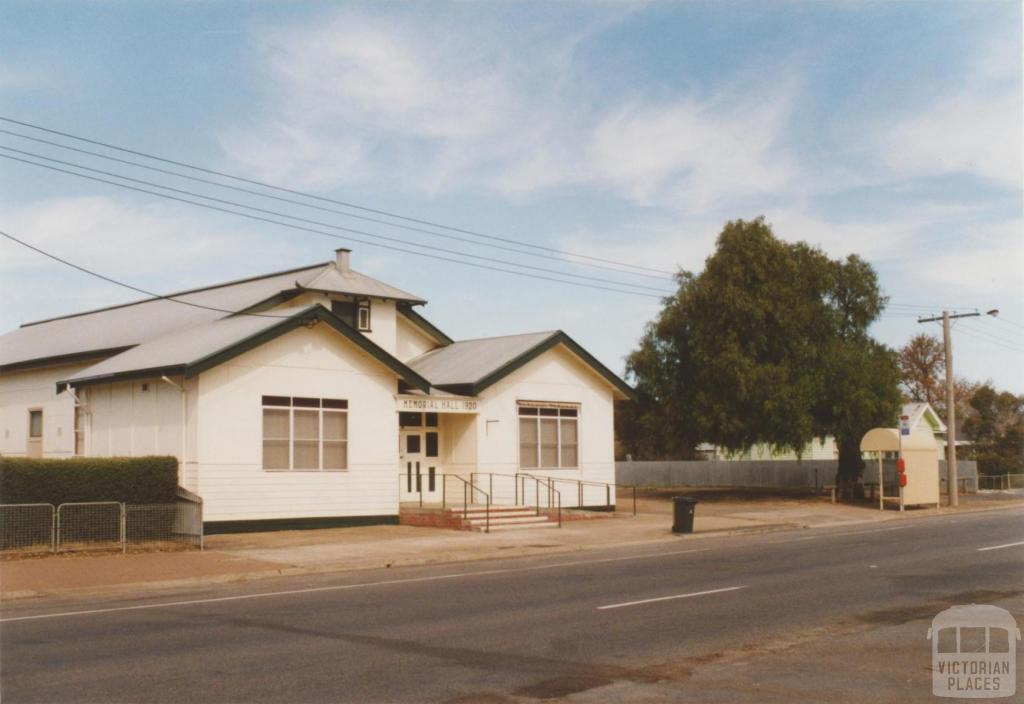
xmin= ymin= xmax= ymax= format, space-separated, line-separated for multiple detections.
xmin=0 ymin=249 xmax=633 ymax=531
xmin=700 ymin=402 xmax=948 ymax=462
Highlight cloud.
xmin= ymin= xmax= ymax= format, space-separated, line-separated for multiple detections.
xmin=879 ymin=39 xmax=1023 ymax=190
xmin=0 ymin=196 xmax=305 ymax=327
xmin=221 ymin=8 xmax=800 ymax=212
xmin=911 ymin=219 xmax=1024 ymax=296
xmin=0 ymin=61 xmax=38 ymax=90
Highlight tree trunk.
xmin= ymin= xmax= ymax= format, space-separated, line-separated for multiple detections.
xmin=835 ymin=437 xmax=865 ymax=501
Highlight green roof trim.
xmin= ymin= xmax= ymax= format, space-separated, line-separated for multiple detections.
xmin=0 ymin=346 xmax=135 ymax=374
xmin=436 ymin=331 xmax=636 ymax=400
xmin=58 ymin=306 xmax=432 ymax=393
xmin=397 ymin=303 xmax=453 ymax=346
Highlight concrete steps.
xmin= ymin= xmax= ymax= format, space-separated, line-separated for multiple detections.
xmin=452 ymin=505 xmax=559 ymax=532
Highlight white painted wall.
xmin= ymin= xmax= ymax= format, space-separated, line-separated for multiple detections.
xmin=362 ymin=300 xmax=397 ymax=356
xmin=395 ymin=315 xmax=438 ymax=362
xmin=193 ymin=323 xmax=401 ymax=522
xmin=81 ymin=378 xmax=185 ymax=460
xmin=0 ymin=363 xmax=85 ymax=457
xmin=471 ymin=345 xmax=618 ymax=507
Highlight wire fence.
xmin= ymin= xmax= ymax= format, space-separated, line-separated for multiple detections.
xmin=977 ymin=474 xmax=1024 ymax=491
xmin=0 ymin=503 xmax=55 ymax=555
xmin=1 ymin=499 xmax=202 ymax=555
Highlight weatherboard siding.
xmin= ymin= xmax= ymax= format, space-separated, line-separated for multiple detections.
xmin=81 ymin=378 xmax=185 ymax=460
xmin=395 ymin=315 xmax=438 ymax=362
xmin=473 ymin=345 xmax=617 ymax=506
xmin=0 ymin=363 xmax=84 ymax=457
xmin=193 ymin=324 xmax=401 ymax=522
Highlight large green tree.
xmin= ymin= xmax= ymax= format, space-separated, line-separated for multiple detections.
xmin=620 ymin=217 xmax=901 ymax=487
xmin=962 ymin=385 xmax=1024 ymax=475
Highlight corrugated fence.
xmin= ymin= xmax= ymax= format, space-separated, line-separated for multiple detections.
xmin=615 ymin=459 xmax=978 ymax=491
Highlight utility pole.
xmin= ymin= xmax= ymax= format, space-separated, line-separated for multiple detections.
xmin=918 ymin=309 xmax=999 ymax=507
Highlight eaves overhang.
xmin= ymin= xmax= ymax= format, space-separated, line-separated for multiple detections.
xmin=56 ymin=306 xmax=432 ymax=394
xmin=433 ymin=331 xmax=636 ymax=401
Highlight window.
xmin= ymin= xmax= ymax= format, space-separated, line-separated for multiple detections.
xmin=261 ymin=396 xmax=348 ymax=470
xmin=399 ymin=412 xmax=422 ymax=427
xmin=331 ymin=300 xmax=356 ymax=327
xmin=28 ymin=410 xmax=43 ymax=438
xmin=425 ymin=432 xmax=439 ymax=458
xmin=399 ymin=412 xmax=438 ymax=428
xmin=357 ymin=300 xmax=371 ymax=331
xmin=518 ymin=404 xmax=579 ymax=468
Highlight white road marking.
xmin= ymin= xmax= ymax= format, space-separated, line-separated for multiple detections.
xmin=598 ymin=585 xmax=747 ymax=610
xmin=977 ymin=541 xmax=1024 ymax=552
xmin=0 ymin=547 xmax=711 ymax=624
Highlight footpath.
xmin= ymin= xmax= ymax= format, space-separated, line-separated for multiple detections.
xmin=3 ymin=491 xmax=1021 ymax=601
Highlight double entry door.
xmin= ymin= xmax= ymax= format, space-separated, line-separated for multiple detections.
xmin=401 ymin=429 xmax=440 ymax=501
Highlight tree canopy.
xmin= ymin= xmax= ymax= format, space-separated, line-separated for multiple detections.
xmin=618 ymin=217 xmax=901 ymax=484
xmin=962 ymin=384 xmax=1024 ymax=475
xmin=897 ymin=333 xmax=944 ymax=407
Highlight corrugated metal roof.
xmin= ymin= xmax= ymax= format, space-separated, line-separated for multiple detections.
xmin=0 ymin=260 xmax=426 ymax=370
xmin=56 ymin=305 xmax=433 ymax=393
xmin=406 ymin=331 xmax=558 ymax=386
xmin=60 ymin=311 xmax=287 ymax=384
xmin=302 ymin=266 xmax=425 ymax=304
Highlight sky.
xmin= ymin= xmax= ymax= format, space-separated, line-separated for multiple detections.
xmin=1 ymin=1 xmax=1022 ymax=392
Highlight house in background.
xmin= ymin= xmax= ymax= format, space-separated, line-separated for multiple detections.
xmin=703 ymin=402 xmax=947 ymax=462
xmin=0 ymin=249 xmax=633 ymax=531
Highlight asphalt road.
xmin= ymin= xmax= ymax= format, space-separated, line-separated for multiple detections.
xmin=2 ymin=507 xmax=1022 ymax=703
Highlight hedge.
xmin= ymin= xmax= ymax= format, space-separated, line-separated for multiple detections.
xmin=0 ymin=456 xmax=179 ymax=505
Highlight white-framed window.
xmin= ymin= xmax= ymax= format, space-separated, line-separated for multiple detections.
xmin=262 ymin=396 xmax=348 ymax=471
xmin=357 ymin=300 xmax=371 ymax=331
xmin=518 ymin=403 xmax=579 ymax=469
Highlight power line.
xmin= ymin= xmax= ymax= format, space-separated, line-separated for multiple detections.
xmin=0 ymin=127 xmax=675 ymax=284
xmin=954 ymin=326 xmax=1024 ymax=354
xmin=0 ymin=229 xmax=290 ymax=319
xmin=956 ymin=318 xmax=1024 ymax=351
xmin=0 ymin=152 xmax=666 ymax=299
xmin=0 ymin=114 xmax=677 ymax=276
xmin=0 ymin=145 xmax=674 ymax=294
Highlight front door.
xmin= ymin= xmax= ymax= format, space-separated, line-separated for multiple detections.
xmin=400 ymin=430 xmax=440 ymax=501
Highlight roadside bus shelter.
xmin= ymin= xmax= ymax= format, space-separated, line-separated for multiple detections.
xmin=860 ymin=426 xmax=941 ymax=510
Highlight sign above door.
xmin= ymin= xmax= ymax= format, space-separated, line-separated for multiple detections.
xmin=396 ymin=395 xmax=479 ymax=414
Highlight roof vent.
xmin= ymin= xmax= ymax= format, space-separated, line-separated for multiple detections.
xmin=335 ymin=248 xmax=351 ymax=273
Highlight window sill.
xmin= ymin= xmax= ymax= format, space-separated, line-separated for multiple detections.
xmin=262 ymin=469 xmax=350 ymax=473
xmin=519 ymin=467 xmax=581 ymax=471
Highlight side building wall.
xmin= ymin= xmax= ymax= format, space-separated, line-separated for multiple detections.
xmin=473 ymin=346 xmax=617 ymax=508
xmin=194 ymin=324 xmax=402 ymax=525
xmin=0 ymin=362 xmax=90 ymax=458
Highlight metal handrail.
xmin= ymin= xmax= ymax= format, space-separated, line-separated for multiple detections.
xmin=398 ymin=472 xmax=491 ymax=533
xmin=465 ymin=471 xmax=636 ymax=516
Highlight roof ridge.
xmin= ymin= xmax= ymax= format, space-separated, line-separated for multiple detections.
xmin=449 ymin=330 xmax=559 ymax=344
xmin=19 ymin=261 xmax=330 ymax=328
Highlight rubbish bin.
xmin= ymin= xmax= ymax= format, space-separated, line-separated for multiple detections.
xmin=672 ymin=496 xmax=698 ymax=534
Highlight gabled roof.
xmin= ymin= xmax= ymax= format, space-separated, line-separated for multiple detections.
xmin=902 ymin=402 xmax=947 ymax=434
xmin=407 ymin=330 xmax=635 ymax=400
xmin=0 ymin=259 xmax=426 ymax=371
xmin=56 ymin=305 xmax=431 ymax=392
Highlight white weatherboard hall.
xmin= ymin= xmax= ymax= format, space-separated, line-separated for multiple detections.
xmin=0 ymin=250 xmax=634 ymax=531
